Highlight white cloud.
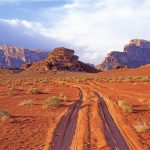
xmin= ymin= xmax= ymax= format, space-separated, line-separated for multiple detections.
xmin=0 ymin=19 xmax=35 ymax=28
xmin=0 ymin=19 xmax=65 ymax=50
xmin=37 ymin=0 xmax=150 ymax=64
xmin=0 ymin=0 xmax=150 ymax=64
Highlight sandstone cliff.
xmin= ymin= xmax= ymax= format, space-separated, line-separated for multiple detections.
xmin=0 ymin=45 xmax=48 ymax=68
xmin=97 ymin=39 xmax=150 ymax=70
xmin=23 ymin=47 xmax=99 ymax=73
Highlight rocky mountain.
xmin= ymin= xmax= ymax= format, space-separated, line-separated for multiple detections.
xmin=96 ymin=39 xmax=150 ymax=70
xmin=23 ymin=47 xmax=99 ymax=73
xmin=0 ymin=45 xmax=48 ymax=68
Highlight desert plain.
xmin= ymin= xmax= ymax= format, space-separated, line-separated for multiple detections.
xmin=0 ymin=66 xmax=150 ymax=150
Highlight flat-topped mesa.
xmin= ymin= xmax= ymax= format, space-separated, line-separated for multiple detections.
xmin=23 ymin=47 xmax=99 ymax=73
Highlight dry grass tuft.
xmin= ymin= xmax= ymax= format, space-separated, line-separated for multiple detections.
xmin=19 ymin=100 xmax=34 ymax=106
xmin=0 ymin=110 xmax=10 ymax=121
xmin=59 ymin=94 xmax=69 ymax=101
xmin=134 ymin=122 xmax=149 ymax=133
xmin=117 ymin=100 xmax=133 ymax=113
xmin=43 ymin=96 xmax=61 ymax=109
xmin=27 ymin=88 xmax=41 ymax=95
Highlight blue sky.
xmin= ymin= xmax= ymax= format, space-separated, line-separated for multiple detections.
xmin=0 ymin=0 xmax=150 ymax=64
xmin=0 ymin=0 xmax=69 ymax=21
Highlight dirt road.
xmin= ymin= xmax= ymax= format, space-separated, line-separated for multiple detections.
xmin=46 ymin=82 xmax=143 ymax=150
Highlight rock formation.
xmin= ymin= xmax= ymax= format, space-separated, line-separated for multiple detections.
xmin=23 ymin=47 xmax=99 ymax=73
xmin=96 ymin=39 xmax=150 ymax=70
xmin=0 ymin=45 xmax=48 ymax=68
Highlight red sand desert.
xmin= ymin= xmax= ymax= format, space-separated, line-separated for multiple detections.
xmin=0 ymin=66 xmax=150 ymax=150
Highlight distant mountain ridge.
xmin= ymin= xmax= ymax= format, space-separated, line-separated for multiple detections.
xmin=1 ymin=39 xmax=150 ymax=72
xmin=0 ymin=45 xmax=48 ymax=68
xmin=96 ymin=39 xmax=150 ymax=70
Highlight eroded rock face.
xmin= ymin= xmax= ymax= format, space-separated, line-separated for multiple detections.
xmin=24 ymin=47 xmax=99 ymax=73
xmin=97 ymin=39 xmax=150 ymax=70
xmin=0 ymin=45 xmax=48 ymax=68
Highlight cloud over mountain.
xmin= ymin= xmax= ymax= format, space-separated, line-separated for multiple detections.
xmin=0 ymin=0 xmax=150 ymax=64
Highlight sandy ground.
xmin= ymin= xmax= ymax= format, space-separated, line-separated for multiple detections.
xmin=0 ymin=66 xmax=150 ymax=150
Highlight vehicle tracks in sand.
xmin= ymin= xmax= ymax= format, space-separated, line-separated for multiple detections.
xmin=50 ymin=88 xmax=82 ymax=150
xmin=71 ymin=86 xmax=114 ymax=150
xmin=45 ymin=81 xmax=138 ymax=150
xmin=88 ymin=81 xmax=144 ymax=150
xmin=96 ymin=92 xmax=129 ymax=150
xmin=71 ymin=84 xmax=130 ymax=150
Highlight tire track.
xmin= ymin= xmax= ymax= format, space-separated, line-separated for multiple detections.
xmin=87 ymin=81 xmax=143 ymax=150
xmin=73 ymin=83 xmax=130 ymax=149
xmin=96 ymin=92 xmax=129 ymax=150
xmin=70 ymin=87 xmax=111 ymax=150
xmin=50 ymin=88 xmax=82 ymax=150
xmin=49 ymin=80 xmax=134 ymax=149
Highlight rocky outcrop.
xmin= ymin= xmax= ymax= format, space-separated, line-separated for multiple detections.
xmin=0 ymin=45 xmax=48 ymax=68
xmin=97 ymin=39 xmax=150 ymax=70
xmin=24 ymin=47 xmax=99 ymax=73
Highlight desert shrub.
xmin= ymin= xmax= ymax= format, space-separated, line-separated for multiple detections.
xmin=27 ymin=88 xmax=41 ymax=95
xmin=122 ymin=78 xmax=131 ymax=82
xmin=109 ymin=79 xmax=117 ymax=83
xmin=0 ymin=110 xmax=10 ymax=121
xmin=75 ymin=79 xmax=80 ymax=83
xmin=133 ymin=76 xmax=141 ymax=80
xmin=117 ymin=100 xmax=133 ymax=113
xmin=138 ymin=98 xmax=145 ymax=103
xmin=134 ymin=122 xmax=149 ymax=133
xmin=147 ymin=100 xmax=150 ymax=107
xmin=44 ymin=88 xmax=52 ymax=93
xmin=59 ymin=93 xmax=64 ymax=98
xmin=138 ymin=99 xmax=150 ymax=106
xmin=9 ymin=86 xmax=16 ymax=91
xmin=58 ymin=82 xmax=68 ymax=86
xmin=8 ymin=86 xmax=17 ymax=95
xmin=59 ymin=94 xmax=69 ymax=101
xmin=19 ymin=100 xmax=33 ymax=106
xmin=75 ymin=77 xmax=88 ymax=83
xmin=94 ymin=77 xmax=100 ymax=81
xmin=139 ymin=76 xmax=150 ymax=82
xmin=43 ymin=96 xmax=61 ymax=109
xmin=62 ymin=95 xmax=69 ymax=101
